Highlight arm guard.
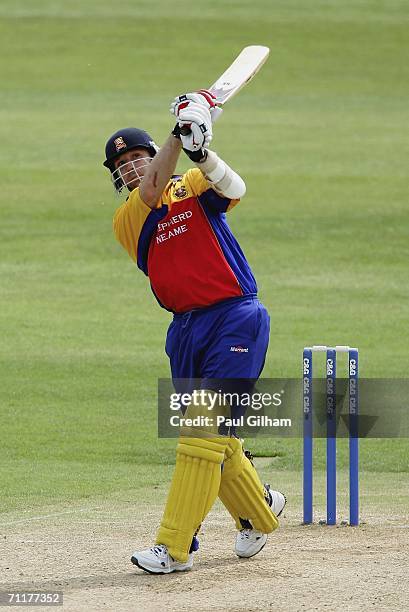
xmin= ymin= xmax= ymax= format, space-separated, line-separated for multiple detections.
xmin=195 ymin=150 xmax=246 ymax=199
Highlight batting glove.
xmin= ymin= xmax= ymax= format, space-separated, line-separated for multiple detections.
xmin=175 ymin=103 xmax=213 ymax=152
xmin=170 ymin=90 xmax=223 ymax=123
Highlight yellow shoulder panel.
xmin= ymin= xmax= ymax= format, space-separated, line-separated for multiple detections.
xmin=183 ymin=168 xmax=211 ymax=197
xmin=183 ymin=167 xmax=240 ymax=212
xmin=113 ymin=188 xmax=157 ymax=262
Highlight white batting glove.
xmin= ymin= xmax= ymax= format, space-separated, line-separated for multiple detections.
xmin=170 ymin=90 xmax=223 ymax=123
xmin=177 ymin=103 xmax=213 ymax=152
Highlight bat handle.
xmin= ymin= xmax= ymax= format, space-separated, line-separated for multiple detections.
xmin=179 ymin=124 xmax=192 ymax=136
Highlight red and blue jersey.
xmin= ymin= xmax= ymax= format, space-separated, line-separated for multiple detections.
xmin=113 ymin=168 xmax=257 ymax=313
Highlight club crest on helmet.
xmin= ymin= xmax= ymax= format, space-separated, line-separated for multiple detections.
xmin=114 ymin=136 xmax=127 ymax=152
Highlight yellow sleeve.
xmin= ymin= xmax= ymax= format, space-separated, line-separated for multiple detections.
xmin=113 ymin=188 xmax=157 ymax=262
xmin=183 ymin=167 xmax=210 ymax=196
xmin=183 ymin=167 xmax=240 ymax=212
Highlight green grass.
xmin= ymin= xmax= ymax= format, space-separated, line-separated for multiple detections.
xmin=0 ymin=0 xmax=408 ymax=513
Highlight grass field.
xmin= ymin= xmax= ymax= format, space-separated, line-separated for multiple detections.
xmin=1 ymin=0 xmax=408 ymax=530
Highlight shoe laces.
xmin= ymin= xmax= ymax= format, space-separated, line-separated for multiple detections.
xmin=152 ymin=544 xmax=167 ymax=557
xmin=239 ymin=529 xmax=252 ymax=540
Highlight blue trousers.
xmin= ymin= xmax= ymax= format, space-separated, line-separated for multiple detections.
xmin=165 ymin=295 xmax=270 ymax=393
xmin=165 ymin=295 xmax=270 ymax=551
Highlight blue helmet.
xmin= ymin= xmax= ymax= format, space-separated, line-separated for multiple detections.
xmin=103 ymin=127 xmax=159 ymax=193
xmin=103 ymin=127 xmax=158 ymax=173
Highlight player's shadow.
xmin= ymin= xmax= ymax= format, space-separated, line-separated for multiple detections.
xmin=1 ymin=555 xmax=245 ymax=592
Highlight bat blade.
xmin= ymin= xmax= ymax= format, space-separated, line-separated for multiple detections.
xmin=209 ymin=45 xmax=270 ymax=106
xmin=178 ymin=45 xmax=270 ymax=136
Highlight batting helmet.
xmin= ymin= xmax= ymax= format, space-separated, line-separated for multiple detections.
xmin=103 ymin=127 xmax=159 ymax=193
xmin=103 ymin=127 xmax=158 ymax=173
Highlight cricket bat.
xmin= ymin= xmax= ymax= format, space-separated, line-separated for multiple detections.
xmin=180 ymin=45 xmax=270 ymax=135
xmin=208 ymin=45 xmax=270 ymax=106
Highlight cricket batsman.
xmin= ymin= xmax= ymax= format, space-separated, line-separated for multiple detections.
xmin=103 ymin=91 xmax=286 ymax=574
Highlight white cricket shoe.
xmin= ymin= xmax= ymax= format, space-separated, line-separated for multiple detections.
xmin=131 ymin=544 xmax=193 ymax=575
xmin=267 ymin=487 xmax=286 ymax=517
xmin=235 ymin=487 xmax=286 ymax=559
xmin=236 ymin=529 xmax=268 ymax=558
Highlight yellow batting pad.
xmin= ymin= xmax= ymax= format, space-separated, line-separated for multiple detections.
xmin=156 ymin=436 xmax=228 ymax=563
xmin=218 ymin=437 xmax=279 ymax=533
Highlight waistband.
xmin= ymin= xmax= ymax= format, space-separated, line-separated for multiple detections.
xmin=173 ymin=293 xmax=258 ymax=319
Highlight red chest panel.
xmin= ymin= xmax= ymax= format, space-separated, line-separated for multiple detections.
xmin=147 ymin=197 xmax=242 ymax=312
